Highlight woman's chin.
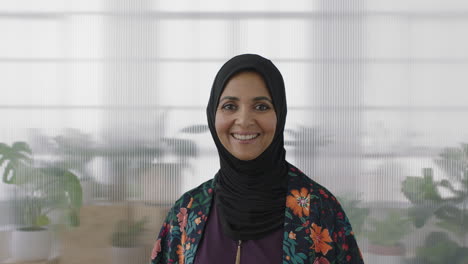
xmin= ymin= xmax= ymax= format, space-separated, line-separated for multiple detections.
xmin=230 ymin=150 xmax=261 ymax=161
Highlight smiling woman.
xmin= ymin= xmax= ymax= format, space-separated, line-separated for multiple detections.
xmin=150 ymin=54 xmax=364 ymax=264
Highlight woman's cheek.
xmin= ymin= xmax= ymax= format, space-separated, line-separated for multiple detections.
xmin=262 ymin=113 xmax=277 ymax=133
xmin=215 ymin=113 xmax=232 ymax=137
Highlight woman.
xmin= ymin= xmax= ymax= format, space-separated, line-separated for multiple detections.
xmin=151 ymin=54 xmax=364 ymax=264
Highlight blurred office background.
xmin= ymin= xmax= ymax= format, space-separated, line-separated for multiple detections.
xmin=1 ymin=0 xmax=468 ymax=263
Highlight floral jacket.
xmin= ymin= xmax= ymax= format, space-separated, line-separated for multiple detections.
xmin=151 ymin=164 xmax=364 ymax=264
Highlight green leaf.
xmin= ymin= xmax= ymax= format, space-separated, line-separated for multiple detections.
xmin=35 ymin=214 xmax=50 ymax=227
xmin=310 ymin=194 xmax=320 ymax=200
xmin=285 ymin=210 xmax=293 ymax=219
xmin=293 ymin=254 xmax=304 ymax=264
xmin=408 ymin=206 xmax=435 ymax=228
xmin=290 ymin=256 xmax=298 ymax=264
xmin=295 ymin=226 xmax=304 ymax=232
xmin=42 ymin=168 xmax=83 ymax=209
xmin=402 ymin=172 xmax=442 ymax=203
xmin=283 ymin=244 xmax=292 ymax=257
xmin=0 ymin=141 xmax=33 ymax=184
xmin=0 ymin=156 xmax=7 ymax=166
xmin=3 ymin=161 xmax=16 ymax=183
xmin=12 ymin=141 xmax=32 ymax=154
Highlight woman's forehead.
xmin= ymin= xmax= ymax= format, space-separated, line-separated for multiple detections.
xmin=221 ymin=71 xmax=272 ymax=97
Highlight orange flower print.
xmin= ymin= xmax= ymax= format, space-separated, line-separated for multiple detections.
xmin=310 ymin=223 xmax=333 ymax=256
xmin=286 ymin=187 xmax=310 ymax=217
xmin=181 ymin=231 xmax=187 ymax=245
xmin=176 ymin=244 xmax=185 ymax=264
xmin=194 ymin=217 xmax=202 ymax=225
xmin=177 ymin=232 xmax=187 ymax=264
xmin=288 ymin=231 xmax=297 ymax=240
xmin=187 ymin=197 xmax=194 ymax=209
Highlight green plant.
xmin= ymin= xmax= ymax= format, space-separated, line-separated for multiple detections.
xmin=402 ymin=149 xmax=468 ymax=244
xmin=409 ymin=232 xmax=468 ymax=264
xmin=1 ymin=141 xmax=82 ymax=229
xmin=111 ymin=216 xmax=148 ymax=248
xmin=402 ymin=143 xmax=468 ymax=264
xmin=365 ymin=210 xmax=411 ymax=247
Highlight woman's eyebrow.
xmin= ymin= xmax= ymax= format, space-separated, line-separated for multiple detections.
xmin=219 ymin=96 xmax=239 ymax=102
xmin=219 ymin=96 xmax=272 ymax=104
xmin=253 ymin=96 xmax=272 ymax=103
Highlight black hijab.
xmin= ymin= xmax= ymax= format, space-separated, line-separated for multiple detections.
xmin=206 ymin=54 xmax=289 ymax=241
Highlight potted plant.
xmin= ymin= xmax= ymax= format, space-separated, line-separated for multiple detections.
xmin=110 ymin=216 xmax=148 ymax=264
xmin=402 ymin=144 xmax=468 ymax=263
xmin=29 ymin=128 xmax=99 ymax=204
xmin=1 ymin=141 xmax=82 ymax=261
xmin=405 ymin=231 xmax=468 ymax=264
xmin=364 ymin=210 xmax=411 ymax=263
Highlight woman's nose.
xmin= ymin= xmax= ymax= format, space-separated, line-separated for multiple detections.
xmin=234 ymin=108 xmax=254 ymax=127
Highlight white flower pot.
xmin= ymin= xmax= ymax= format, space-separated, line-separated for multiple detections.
xmin=10 ymin=228 xmax=52 ymax=262
xmin=111 ymin=246 xmax=147 ymax=264
xmin=364 ymin=244 xmax=406 ymax=264
xmin=363 ymin=253 xmax=405 ymax=264
xmin=80 ymin=180 xmax=94 ymax=205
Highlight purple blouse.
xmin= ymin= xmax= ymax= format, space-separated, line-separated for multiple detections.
xmin=194 ymin=202 xmax=284 ymax=264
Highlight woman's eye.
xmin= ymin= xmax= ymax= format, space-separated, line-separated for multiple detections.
xmin=255 ymin=104 xmax=271 ymax=111
xmin=221 ymin=104 xmax=237 ymax=111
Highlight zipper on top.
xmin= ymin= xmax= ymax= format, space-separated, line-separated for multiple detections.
xmin=235 ymin=240 xmax=242 ymax=264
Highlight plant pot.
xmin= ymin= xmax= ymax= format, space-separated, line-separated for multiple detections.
xmin=368 ymin=243 xmax=405 ymax=256
xmin=80 ymin=180 xmax=94 ymax=205
xmin=111 ymin=246 xmax=147 ymax=264
xmin=365 ymin=243 xmax=405 ymax=264
xmin=10 ymin=228 xmax=52 ymax=262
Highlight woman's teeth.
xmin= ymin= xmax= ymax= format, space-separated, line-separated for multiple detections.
xmin=232 ymin=134 xmax=259 ymax=140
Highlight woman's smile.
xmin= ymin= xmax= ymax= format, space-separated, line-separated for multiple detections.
xmin=231 ymin=132 xmax=260 ymax=141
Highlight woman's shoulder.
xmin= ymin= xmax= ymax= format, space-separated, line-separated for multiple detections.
xmin=169 ymin=178 xmax=215 ymax=212
xmin=184 ymin=178 xmax=215 ymax=198
xmin=286 ymin=163 xmax=342 ymax=209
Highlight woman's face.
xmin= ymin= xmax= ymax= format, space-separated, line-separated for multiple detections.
xmin=215 ymin=71 xmax=277 ymax=161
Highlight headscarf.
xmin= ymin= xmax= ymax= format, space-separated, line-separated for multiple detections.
xmin=206 ymin=54 xmax=289 ymax=241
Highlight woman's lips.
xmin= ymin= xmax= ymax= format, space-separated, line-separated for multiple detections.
xmin=231 ymin=133 xmax=260 ymax=144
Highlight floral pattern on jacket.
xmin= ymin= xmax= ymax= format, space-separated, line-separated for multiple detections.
xmin=151 ymin=164 xmax=364 ymax=264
